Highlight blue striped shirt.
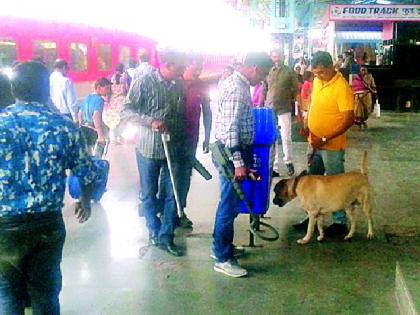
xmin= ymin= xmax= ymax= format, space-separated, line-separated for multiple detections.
xmin=125 ymin=70 xmax=186 ymax=159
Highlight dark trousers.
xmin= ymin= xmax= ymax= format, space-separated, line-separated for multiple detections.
xmin=80 ymin=126 xmax=98 ymax=147
xmin=0 ymin=211 xmax=66 ymax=315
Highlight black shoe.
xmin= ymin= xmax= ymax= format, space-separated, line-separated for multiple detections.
xmin=149 ymin=233 xmax=159 ymax=246
xmin=159 ymin=242 xmax=184 ymax=256
xmin=325 ymin=223 xmax=348 ymax=237
xmin=286 ymin=163 xmax=295 ymax=176
xmin=292 ymin=217 xmax=309 ymax=231
xmin=177 ymin=214 xmax=193 ymax=228
xmin=272 ymin=171 xmax=280 ymax=178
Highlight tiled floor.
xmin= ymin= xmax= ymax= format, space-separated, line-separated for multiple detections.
xmin=59 ymin=112 xmax=420 ymax=314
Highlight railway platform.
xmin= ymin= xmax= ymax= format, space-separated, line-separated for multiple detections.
xmin=58 ymin=112 xmax=419 ymax=315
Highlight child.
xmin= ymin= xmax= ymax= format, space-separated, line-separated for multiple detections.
xmin=78 ymin=77 xmax=111 ymax=156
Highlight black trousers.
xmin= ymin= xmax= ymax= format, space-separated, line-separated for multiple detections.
xmin=0 ymin=211 xmax=66 ymax=315
xmin=80 ymin=126 xmax=98 ymax=147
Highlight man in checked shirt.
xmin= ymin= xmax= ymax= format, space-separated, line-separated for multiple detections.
xmin=125 ymin=49 xmax=187 ymax=257
xmin=212 ymin=52 xmax=272 ymax=277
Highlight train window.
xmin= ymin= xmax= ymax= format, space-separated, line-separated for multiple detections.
xmin=70 ymin=43 xmax=88 ymax=72
xmin=119 ymin=46 xmax=130 ymax=67
xmin=274 ymin=0 xmax=288 ymax=18
xmin=33 ymin=41 xmax=57 ymax=69
xmin=0 ymin=39 xmax=17 ymax=68
xmin=137 ymin=48 xmax=148 ymax=62
xmin=97 ymin=44 xmax=111 ymax=71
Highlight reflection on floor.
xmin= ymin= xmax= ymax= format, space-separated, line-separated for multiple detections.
xmin=59 ymin=113 xmax=420 ymax=315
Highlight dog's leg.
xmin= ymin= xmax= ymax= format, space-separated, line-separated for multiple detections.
xmin=362 ymin=190 xmax=375 ymax=239
xmin=297 ymin=213 xmax=317 ymax=245
xmin=316 ymin=214 xmax=324 ymax=241
xmin=344 ymin=206 xmax=356 ymax=240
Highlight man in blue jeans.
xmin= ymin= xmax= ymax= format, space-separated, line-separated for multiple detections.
xmin=126 ymin=49 xmax=187 ymax=256
xmin=293 ymin=51 xmax=355 ymax=235
xmin=0 ymin=61 xmax=95 ymax=314
xmin=212 ymin=52 xmax=273 ymax=277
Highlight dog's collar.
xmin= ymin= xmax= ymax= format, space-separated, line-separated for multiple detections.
xmin=291 ymin=172 xmax=307 ymax=197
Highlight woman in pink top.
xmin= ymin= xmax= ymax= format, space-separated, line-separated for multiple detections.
xmin=352 ymin=66 xmax=377 ymax=128
xmin=252 ymin=82 xmax=265 ymax=107
xmin=300 ymin=71 xmax=314 ymax=131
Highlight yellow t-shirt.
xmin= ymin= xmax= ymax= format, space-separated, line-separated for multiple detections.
xmin=308 ymin=72 xmax=354 ymax=151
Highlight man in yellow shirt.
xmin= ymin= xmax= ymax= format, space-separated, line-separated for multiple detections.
xmin=293 ymin=51 xmax=355 ymax=236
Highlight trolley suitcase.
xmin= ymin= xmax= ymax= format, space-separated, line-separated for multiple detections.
xmin=68 ymin=141 xmax=110 ymax=202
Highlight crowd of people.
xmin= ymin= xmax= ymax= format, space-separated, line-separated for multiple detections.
xmin=0 ymin=46 xmax=380 ymax=313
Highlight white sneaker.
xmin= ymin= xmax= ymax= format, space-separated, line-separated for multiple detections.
xmin=210 ymin=247 xmax=246 ymax=260
xmin=214 ymin=260 xmax=247 ymax=278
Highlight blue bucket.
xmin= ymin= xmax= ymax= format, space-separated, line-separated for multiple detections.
xmin=253 ymin=108 xmax=277 ymax=145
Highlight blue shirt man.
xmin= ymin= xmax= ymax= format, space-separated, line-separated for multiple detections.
xmin=79 ymin=93 xmax=104 ymax=128
xmin=0 ymin=61 xmax=95 ymax=314
xmin=78 ymin=77 xmax=111 ymax=155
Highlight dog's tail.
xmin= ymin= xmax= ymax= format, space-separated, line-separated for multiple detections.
xmin=360 ymin=151 xmax=368 ymax=176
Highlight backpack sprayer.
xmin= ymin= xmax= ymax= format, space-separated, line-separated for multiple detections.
xmin=211 ymin=141 xmax=279 ymax=242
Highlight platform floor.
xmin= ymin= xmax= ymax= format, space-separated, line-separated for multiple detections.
xmin=59 ymin=113 xmax=420 ymax=315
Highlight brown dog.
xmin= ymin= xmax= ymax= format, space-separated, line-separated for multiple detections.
xmin=273 ymin=151 xmax=374 ymax=244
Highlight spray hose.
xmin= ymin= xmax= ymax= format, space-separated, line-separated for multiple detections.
xmin=211 ymin=142 xmax=279 ymax=242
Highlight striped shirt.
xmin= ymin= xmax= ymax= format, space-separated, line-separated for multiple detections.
xmin=125 ymin=70 xmax=186 ymax=159
xmin=215 ymin=71 xmax=254 ymax=167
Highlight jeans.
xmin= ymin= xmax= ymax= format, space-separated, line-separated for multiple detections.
xmin=308 ymin=148 xmax=347 ymax=224
xmin=212 ymin=156 xmax=240 ymax=263
xmin=0 ymin=211 xmax=65 ymax=315
xmin=136 ymin=150 xmax=177 ymax=245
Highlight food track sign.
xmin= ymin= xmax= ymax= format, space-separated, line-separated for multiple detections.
xmin=329 ymin=5 xmax=420 ymax=21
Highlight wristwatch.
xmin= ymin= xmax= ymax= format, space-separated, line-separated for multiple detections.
xmin=321 ymin=136 xmax=327 ymax=143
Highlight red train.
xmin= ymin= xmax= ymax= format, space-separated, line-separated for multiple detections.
xmin=0 ymin=17 xmax=234 ymax=98
xmin=0 ymin=17 xmax=157 ymax=97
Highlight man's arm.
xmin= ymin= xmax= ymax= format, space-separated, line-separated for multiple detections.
xmin=202 ymin=98 xmax=212 ymax=153
xmin=75 ymin=182 xmax=93 ymax=223
xmin=66 ymin=80 xmax=79 ymax=121
xmin=123 ymin=77 xmax=163 ymax=129
xmin=311 ymin=110 xmax=354 ymax=149
xmin=291 ymin=71 xmax=302 ymax=107
xmin=68 ymin=129 xmax=97 ymax=223
xmin=221 ymin=90 xmax=248 ymax=181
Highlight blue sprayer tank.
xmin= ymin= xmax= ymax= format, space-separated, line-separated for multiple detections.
xmin=240 ymin=108 xmax=278 ymax=215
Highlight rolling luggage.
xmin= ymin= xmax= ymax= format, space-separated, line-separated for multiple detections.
xmin=68 ymin=141 xmax=109 ymax=202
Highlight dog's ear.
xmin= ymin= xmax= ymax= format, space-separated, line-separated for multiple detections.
xmin=274 ymin=179 xmax=286 ymax=193
xmin=298 ymin=170 xmax=308 ymax=177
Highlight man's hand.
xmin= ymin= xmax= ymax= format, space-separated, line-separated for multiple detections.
xmin=75 ymin=201 xmax=91 ymax=223
xmin=203 ymin=139 xmax=210 ymax=153
xmin=234 ymin=166 xmax=247 ymax=181
xmin=311 ymin=135 xmax=326 ymax=150
xmin=151 ymin=119 xmax=168 ymax=133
